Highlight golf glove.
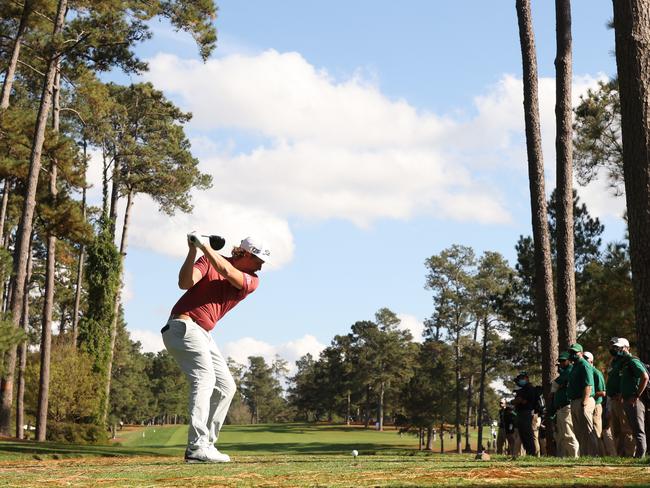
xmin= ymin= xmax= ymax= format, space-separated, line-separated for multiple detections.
xmin=187 ymin=232 xmax=204 ymax=248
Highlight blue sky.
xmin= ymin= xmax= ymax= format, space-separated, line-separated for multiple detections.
xmin=98 ymin=1 xmax=625 ymax=369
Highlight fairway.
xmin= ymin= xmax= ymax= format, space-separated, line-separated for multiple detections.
xmin=1 ymin=424 xmax=650 ymax=487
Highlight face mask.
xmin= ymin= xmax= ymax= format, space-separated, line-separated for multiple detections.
xmin=516 ymin=379 xmax=528 ymax=387
xmin=570 ymin=353 xmax=579 ymax=362
xmin=557 ymin=365 xmax=565 ymax=373
xmin=609 ymin=348 xmax=618 ymax=357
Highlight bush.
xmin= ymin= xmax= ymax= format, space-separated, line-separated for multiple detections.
xmin=46 ymin=422 xmax=109 ymax=445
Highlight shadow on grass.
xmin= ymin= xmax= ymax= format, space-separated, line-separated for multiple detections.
xmin=0 ymin=440 xmax=170 ymax=459
xmin=218 ymin=441 xmax=396 ymax=454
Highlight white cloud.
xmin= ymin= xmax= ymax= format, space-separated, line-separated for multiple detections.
xmin=78 ymin=48 xmax=617 ymax=269
xmin=575 ymin=169 xmax=626 ymax=221
xmin=222 ymin=334 xmax=326 ymax=376
xmin=128 ymin=194 xmax=295 ymax=268
xmin=121 ymin=269 xmax=134 ymax=304
xmin=140 ymin=50 xmax=513 ymax=232
xmin=397 ymin=313 xmax=425 ymax=343
xmin=130 ymin=328 xmax=165 ymax=353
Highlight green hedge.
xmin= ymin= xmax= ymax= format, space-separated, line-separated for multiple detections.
xmin=46 ymin=422 xmax=109 ymax=445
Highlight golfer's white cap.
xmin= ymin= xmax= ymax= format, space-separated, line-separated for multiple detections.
xmin=584 ymin=351 xmax=594 ymax=362
xmin=240 ymin=236 xmax=271 ymax=263
xmin=610 ymin=337 xmax=630 ymax=348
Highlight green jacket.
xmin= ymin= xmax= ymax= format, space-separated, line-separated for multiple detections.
xmin=606 ymin=356 xmax=624 ymax=397
xmin=620 ymin=353 xmax=649 ymax=400
xmin=553 ymin=364 xmax=573 ymax=409
xmin=567 ymin=357 xmax=594 ymax=401
xmin=593 ymin=367 xmax=606 ymax=405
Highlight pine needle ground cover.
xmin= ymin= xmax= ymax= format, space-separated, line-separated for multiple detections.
xmin=0 ymin=424 xmax=649 ymax=487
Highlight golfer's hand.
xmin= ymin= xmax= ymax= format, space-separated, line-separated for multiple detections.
xmin=187 ymin=232 xmax=205 ymax=249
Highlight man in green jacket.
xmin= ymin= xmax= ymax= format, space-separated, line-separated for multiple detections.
xmin=551 ymin=351 xmax=579 ymax=457
xmin=606 ymin=337 xmax=634 ymax=456
xmin=567 ymin=343 xmax=599 ymax=456
xmin=617 ymin=339 xmax=649 ymax=458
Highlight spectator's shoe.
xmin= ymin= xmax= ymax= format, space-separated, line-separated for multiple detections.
xmin=184 ymin=446 xmax=230 ymax=463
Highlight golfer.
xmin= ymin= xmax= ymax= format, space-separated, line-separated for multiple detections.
xmin=162 ymin=233 xmax=270 ymax=463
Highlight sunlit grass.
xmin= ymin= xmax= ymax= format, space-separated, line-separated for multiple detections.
xmin=0 ymin=423 xmax=648 ymax=487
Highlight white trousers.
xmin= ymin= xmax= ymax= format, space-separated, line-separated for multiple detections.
xmin=162 ymin=318 xmax=236 ymax=449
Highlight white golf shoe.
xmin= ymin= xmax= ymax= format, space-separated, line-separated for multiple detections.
xmin=184 ymin=445 xmax=231 ymax=463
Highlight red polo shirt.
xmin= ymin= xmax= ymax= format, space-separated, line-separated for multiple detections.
xmin=170 ymin=255 xmax=259 ymax=331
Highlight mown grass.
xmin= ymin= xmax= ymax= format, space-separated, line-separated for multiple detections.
xmin=0 ymin=423 xmax=649 ymax=487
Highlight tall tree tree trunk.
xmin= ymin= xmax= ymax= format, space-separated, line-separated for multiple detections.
xmin=0 ymin=0 xmax=34 ymax=109
xmin=455 ymin=334 xmax=462 ymax=454
xmin=346 ymin=391 xmax=351 ymax=426
xmin=72 ymin=141 xmax=88 ymax=346
xmin=516 ymin=0 xmax=559 ymax=401
xmin=101 ymin=189 xmax=133 ymax=424
xmin=36 ymin=65 xmax=61 ymax=442
xmin=15 ymin=233 xmax=33 ymax=440
xmin=613 ymin=0 xmax=650 ymax=364
xmin=378 ymin=381 xmax=384 ymax=431
xmin=364 ymin=385 xmax=371 ymax=429
xmin=555 ymin=0 xmax=577 ymax=350
xmin=426 ymin=426 xmax=434 ymax=450
xmin=0 ymin=0 xmax=68 ymax=435
xmin=464 ymin=374 xmax=473 ymax=451
xmin=440 ymin=421 xmax=445 ymax=453
xmin=0 ymin=180 xmax=10 ymax=245
xmin=108 ymin=157 xmax=121 ymax=238
xmin=476 ymin=318 xmax=489 ymax=453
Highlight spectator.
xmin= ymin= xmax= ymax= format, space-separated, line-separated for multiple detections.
xmin=551 ymin=351 xmax=579 ymax=457
xmin=617 ymin=338 xmax=649 ymax=458
xmin=512 ymin=371 xmax=537 ymax=456
xmin=567 ymin=343 xmax=600 ymax=456
xmin=606 ymin=337 xmax=635 ymax=456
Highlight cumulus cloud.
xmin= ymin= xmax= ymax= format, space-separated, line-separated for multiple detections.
xmin=130 ymin=328 xmax=165 ymax=353
xmin=397 ymin=313 xmax=425 ymax=343
xmin=81 ymin=49 xmax=617 ymax=266
xmin=138 ymin=50 xmax=513 ymax=233
xmin=222 ymin=334 xmax=326 ymax=376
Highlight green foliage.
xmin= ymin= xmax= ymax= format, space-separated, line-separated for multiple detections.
xmin=147 ymin=350 xmax=189 ymax=421
xmin=77 ymin=223 xmax=121 ymax=421
xmin=242 ymin=356 xmax=286 ymax=423
xmin=577 ymin=243 xmax=635 ymax=364
xmin=573 ymin=79 xmax=623 ymax=195
xmin=105 ymin=82 xmax=212 ymax=216
xmin=110 ymin=315 xmax=156 ymax=424
xmin=46 ymin=421 xmax=108 ymax=445
xmin=24 ymin=342 xmax=102 ymax=430
xmin=401 ymin=340 xmax=455 ymax=430
xmin=0 ymin=320 xmax=27 ymax=376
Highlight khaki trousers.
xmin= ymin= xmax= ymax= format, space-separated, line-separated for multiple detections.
xmin=571 ymin=397 xmax=600 ymax=456
xmin=610 ymin=397 xmax=635 ymax=456
xmin=593 ymin=403 xmax=603 ymax=439
xmin=532 ymin=413 xmax=540 ymax=456
xmin=497 ymin=428 xmax=506 ymax=454
xmin=556 ymin=404 xmax=579 ymax=458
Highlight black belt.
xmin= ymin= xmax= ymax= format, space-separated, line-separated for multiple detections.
xmin=161 ymin=324 xmax=170 ymax=334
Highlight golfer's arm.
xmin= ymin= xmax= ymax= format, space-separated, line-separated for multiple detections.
xmin=178 ymin=248 xmax=202 ymax=289
xmin=582 ymin=385 xmax=592 ymax=404
xmin=200 ymin=245 xmax=245 ymax=290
